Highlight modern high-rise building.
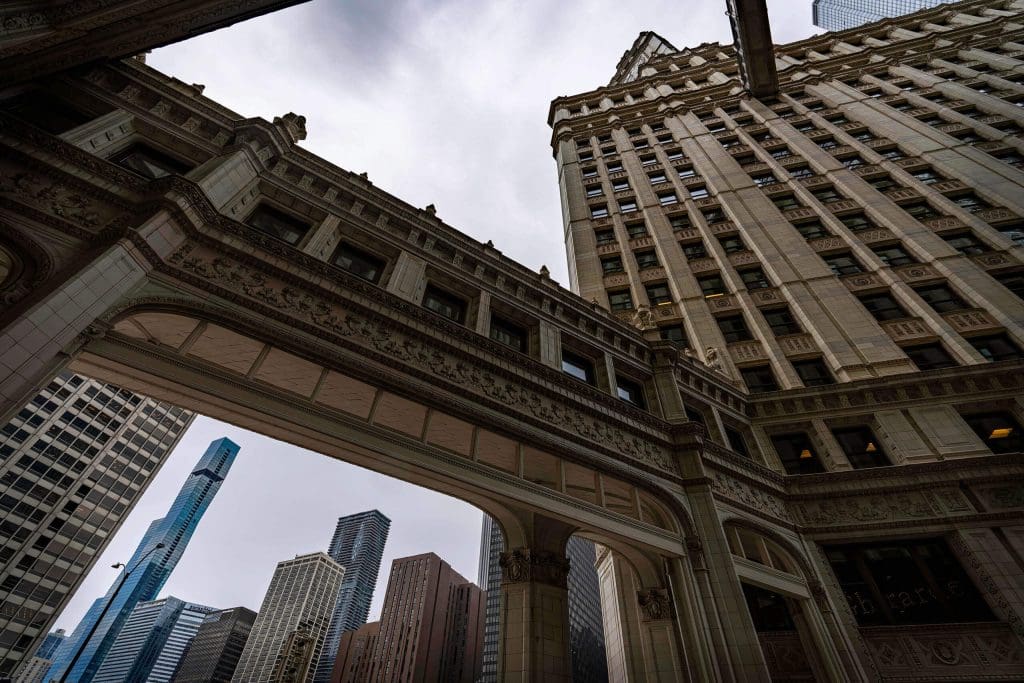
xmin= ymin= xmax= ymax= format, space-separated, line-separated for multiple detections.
xmin=312 ymin=510 xmax=390 ymax=683
xmin=812 ymin=0 xmax=952 ymax=30
xmin=0 ymin=372 xmax=193 ymax=678
xmin=172 ymin=606 xmax=257 ymax=683
xmin=45 ymin=437 xmax=239 ymax=683
xmin=12 ymin=629 xmax=65 ymax=683
xmin=231 ymin=552 xmax=345 ymax=683
xmin=368 ymin=553 xmax=484 ymax=683
xmin=329 ymin=622 xmax=378 ymax=683
xmin=476 ymin=516 xmax=606 ymax=682
xmin=91 ymin=597 xmax=216 ymax=683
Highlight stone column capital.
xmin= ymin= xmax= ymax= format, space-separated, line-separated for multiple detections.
xmin=500 ymin=547 xmax=571 ymax=588
xmin=637 ymin=587 xmax=673 ymax=622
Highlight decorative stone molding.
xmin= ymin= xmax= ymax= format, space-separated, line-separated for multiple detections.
xmin=637 ymin=588 xmax=673 ymax=621
xmin=499 ymin=547 xmax=571 ymax=588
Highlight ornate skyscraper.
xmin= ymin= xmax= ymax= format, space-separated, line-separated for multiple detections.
xmin=313 ymin=510 xmax=390 ymax=683
xmin=812 ymin=0 xmax=953 ymax=30
xmin=45 ymin=437 xmax=239 ymax=683
xmin=0 ymin=372 xmax=193 ymax=678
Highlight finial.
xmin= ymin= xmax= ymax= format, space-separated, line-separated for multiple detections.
xmin=539 ymin=265 xmax=550 ymax=278
xmin=425 ymin=204 xmax=437 ymax=216
xmin=273 ymin=113 xmax=307 ymax=143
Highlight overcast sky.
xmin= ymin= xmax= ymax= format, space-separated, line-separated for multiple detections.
xmin=55 ymin=0 xmax=819 ymax=632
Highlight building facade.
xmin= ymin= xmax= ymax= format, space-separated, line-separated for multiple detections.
xmin=0 ymin=372 xmax=192 ymax=678
xmin=91 ymin=596 xmax=215 ymax=683
xmin=329 ymin=621 xmax=378 ymax=683
xmin=477 ymin=517 xmax=607 ymax=682
xmin=313 ymin=510 xmax=390 ymax=683
xmin=13 ymin=629 xmax=65 ymax=683
xmin=171 ymin=606 xmax=257 ymax=683
xmin=45 ymin=437 xmax=238 ymax=683
xmin=369 ymin=553 xmax=484 ymax=683
xmin=812 ymin=0 xmax=952 ymax=30
xmin=231 ymin=552 xmax=345 ymax=683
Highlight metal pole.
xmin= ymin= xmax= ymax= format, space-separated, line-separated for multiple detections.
xmin=56 ymin=543 xmax=164 ymax=683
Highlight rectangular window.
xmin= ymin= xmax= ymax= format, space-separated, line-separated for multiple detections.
xmin=660 ymin=325 xmax=689 ymax=348
xmin=840 ymin=213 xmax=873 ymax=231
xmin=911 ymin=169 xmax=943 ymax=185
xmin=677 ymin=166 xmax=696 ymax=178
xmin=995 ymin=272 xmax=1024 ymax=300
xmin=823 ymin=253 xmax=864 ymax=276
xmin=688 ymin=186 xmax=709 ymax=200
xmin=619 ymin=200 xmax=638 ymax=213
xmin=914 ymin=284 xmax=967 ymax=313
xmin=858 ymin=293 xmax=907 ymax=321
xmin=702 ymin=208 xmax=726 ymax=224
xmin=772 ymin=195 xmax=801 ymax=211
xmin=770 ymin=147 xmax=792 ymax=159
xmin=635 ymin=250 xmax=659 ymax=269
xmin=812 ymin=188 xmax=844 ymax=204
xmin=490 ymin=316 xmax=527 ymax=352
xmin=968 ymin=334 xmax=1023 ymax=362
xmin=615 ymin=376 xmax=645 ymax=408
xmin=111 ymin=144 xmax=192 ymax=179
xmin=626 ymin=222 xmax=648 ymax=239
xmin=903 ymin=342 xmax=958 ymax=370
xmin=581 ymin=167 xmax=598 ymax=178
xmin=952 ymin=194 xmax=991 ymax=213
xmin=903 ymin=202 xmax=938 ymax=220
xmin=868 ymin=177 xmax=899 ymax=192
xmin=601 ymin=256 xmax=624 ymax=274
xmin=670 ymin=214 xmax=692 ymax=231
xmin=840 ymin=155 xmax=866 ymax=169
xmin=724 ymin=427 xmax=751 ymax=458
xmin=332 ymin=242 xmax=385 ymax=283
xmin=658 ymin=192 xmax=679 ymax=206
xmin=246 ymin=204 xmax=311 ymax=245
xmin=422 ymin=285 xmax=467 ymax=323
xmin=794 ymin=358 xmax=835 ymax=387
xmin=697 ymin=274 xmax=727 ymax=297
xmin=741 ymin=365 xmax=779 ymax=394
xmin=739 ymin=267 xmax=771 ymax=289
xmin=718 ymin=236 xmax=745 ymax=253
xmin=763 ymin=308 xmax=801 ymax=335
xmin=607 ymin=162 xmax=624 ymax=173
xmin=648 ymin=172 xmax=667 ymax=185
xmin=771 ymin=432 xmax=825 ymax=474
xmin=962 ymin=412 xmax=1023 ymax=454
xmin=943 ymin=232 xmax=989 ymax=255
xmin=997 ymin=223 xmax=1024 ymax=246
xmin=612 ymin=179 xmax=630 ymax=192
xmin=794 ymin=221 xmax=829 ymax=239
xmin=645 ymin=282 xmax=672 ymax=305
xmin=595 ymin=229 xmax=616 ymax=245
xmin=752 ymin=174 xmax=777 ymax=187
xmin=608 ymin=289 xmax=634 ymax=311
xmin=561 ymin=349 xmax=596 ymax=385
xmin=682 ymin=241 xmax=708 ymax=260
xmin=872 ymin=244 xmax=917 ymax=267
xmin=717 ymin=314 xmax=752 ymax=343
xmin=585 ymin=185 xmax=603 ymax=198
xmin=789 ymin=166 xmax=814 ymax=179
xmin=591 ymin=204 xmax=609 ymax=219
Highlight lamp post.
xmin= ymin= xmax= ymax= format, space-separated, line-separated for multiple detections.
xmin=57 ymin=542 xmax=165 ymax=683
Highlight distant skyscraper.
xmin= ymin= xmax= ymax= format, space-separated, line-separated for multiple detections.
xmin=329 ymin=622 xmax=379 ymax=683
xmin=12 ymin=628 xmax=64 ymax=683
xmin=172 ymin=606 xmax=257 ymax=683
xmin=45 ymin=437 xmax=239 ymax=683
xmin=313 ymin=510 xmax=390 ymax=683
xmin=811 ymin=0 xmax=950 ymax=29
xmin=477 ymin=515 xmax=607 ymax=682
xmin=0 ymin=372 xmax=192 ymax=677
xmin=369 ymin=553 xmax=484 ymax=683
xmin=91 ymin=597 xmax=216 ymax=683
xmin=231 ymin=552 xmax=345 ymax=683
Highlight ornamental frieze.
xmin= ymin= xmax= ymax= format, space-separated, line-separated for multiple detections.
xmin=499 ymin=548 xmax=571 ymax=588
xmin=709 ymin=470 xmax=788 ymax=519
xmin=791 ymin=486 xmax=972 ymax=528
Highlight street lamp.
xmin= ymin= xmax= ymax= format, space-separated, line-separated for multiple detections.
xmin=57 ymin=542 xmax=165 ymax=683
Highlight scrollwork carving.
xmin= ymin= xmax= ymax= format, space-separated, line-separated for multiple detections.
xmin=637 ymin=588 xmax=672 ymax=621
xmin=499 ymin=548 xmax=571 ymax=588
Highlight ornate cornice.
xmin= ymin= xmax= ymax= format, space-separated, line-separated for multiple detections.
xmin=500 ymin=547 xmax=571 ymax=588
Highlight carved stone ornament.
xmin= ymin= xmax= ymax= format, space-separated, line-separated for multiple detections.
xmin=704 ymin=345 xmax=722 ymax=371
xmin=273 ymin=112 xmax=307 ymax=143
xmin=631 ymin=303 xmax=656 ymax=331
xmin=499 ymin=548 xmax=571 ymax=588
xmin=638 ymin=588 xmax=672 ymax=621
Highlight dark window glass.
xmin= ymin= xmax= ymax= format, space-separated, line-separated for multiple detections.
xmin=812 ymin=188 xmax=843 ymax=203
xmin=943 ymin=232 xmax=989 ymax=255
xmin=702 ymin=208 xmax=726 ymax=224
xmin=649 ymin=172 xmax=668 ymax=185
xmin=879 ymin=147 xmax=905 ymax=160
xmin=698 ymin=274 xmax=727 ymax=296
xmin=111 ymin=144 xmax=192 ymax=179
xmin=995 ymin=272 xmax=1024 ymax=300
xmin=840 ymin=155 xmax=866 ymax=169
xmin=677 ymin=166 xmax=696 ymax=178
xmin=823 ymin=253 xmax=864 ymax=276
xmin=591 ymin=204 xmax=609 ymax=219
xmin=585 ymin=184 xmax=603 ymax=198
xmin=868 ymin=177 xmax=899 ymax=192
xmin=660 ymin=325 xmax=689 ymax=348
xmin=840 ymin=213 xmax=873 ymax=231
xmin=635 ymin=250 xmax=659 ymax=269
xmin=872 ymin=244 xmax=917 ymax=267
xmin=725 ymin=427 xmax=751 ymax=458
xmin=968 ymin=334 xmax=1023 ymax=362
xmin=858 ymin=293 xmax=907 ymax=321
xmin=770 ymin=148 xmax=792 ymax=160
xmin=670 ymin=214 xmax=692 ymax=231
xmin=825 ymin=539 xmax=995 ymax=626
xmin=332 ymin=242 xmax=385 ymax=283
xmin=246 ymin=205 xmax=310 ymax=245
xmin=743 ymin=584 xmax=797 ymax=632
xmin=619 ymin=200 xmax=638 ymax=213
xmin=1 ymin=90 xmax=93 ymax=134
xmin=741 ymin=365 xmax=779 ymax=394
xmin=952 ymin=194 xmax=991 ymax=213
xmin=763 ymin=308 xmax=801 ymax=335
xmin=422 ymin=285 xmax=467 ymax=323
xmin=581 ymin=167 xmax=598 ymax=178
xmin=794 ymin=359 xmax=835 ymax=386
xmin=645 ymin=283 xmax=672 ymax=305
xmin=561 ymin=349 xmax=596 ymax=385
xmin=682 ymin=242 xmax=708 ymax=260
xmin=616 ymin=376 xmax=645 ymax=408
xmin=607 ymin=162 xmax=624 ymax=172
xmin=490 ymin=316 xmax=527 ymax=352
xmin=903 ymin=203 xmax=939 ymax=220
xmin=688 ymin=186 xmax=708 ymax=199
xmin=963 ymin=412 xmax=1023 ymax=454
xmin=997 ymin=223 xmax=1024 ymax=246
xmin=739 ymin=267 xmax=771 ymax=289
xmin=626 ymin=222 xmax=648 ymax=239
xmin=608 ymin=290 xmax=633 ymax=311
xmin=595 ymin=229 xmax=616 ymax=245
xmin=914 ymin=284 xmax=968 ymax=313
xmin=794 ymin=221 xmax=829 ymax=239
xmin=752 ymin=173 xmax=777 ymax=187
xmin=659 ymin=192 xmax=679 ymax=205
xmin=771 ymin=432 xmax=825 ymax=474
xmin=789 ymin=166 xmax=814 ymax=179
xmin=833 ymin=426 xmax=890 ymax=468
xmin=773 ymin=195 xmax=801 ymax=211
xmin=717 ymin=315 xmax=752 ymax=343
xmin=601 ymin=256 xmax=624 ymax=274
xmin=904 ymin=343 xmax=958 ymax=370
xmin=719 ymin=236 xmax=745 ymax=253
xmin=912 ymin=170 xmax=944 ymax=185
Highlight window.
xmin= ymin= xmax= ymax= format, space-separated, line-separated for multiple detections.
xmin=794 ymin=220 xmax=829 ymax=239
xmin=635 ymin=250 xmax=659 ymax=269
xmin=741 ymin=365 xmax=779 ymax=394
xmin=853 ymin=131 xmax=876 ymax=142
xmin=649 ymin=172 xmax=668 ymax=185
xmin=422 ymin=285 xmax=466 ymax=323
xmin=688 ymin=186 xmax=709 ymax=200
xmin=795 ymin=122 xmax=816 ymax=132
xmin=656 ymin=134 xmax=674 ymax=145
xmin=595 ymin=229 xmax=616 ymax=245
xmin=952 ymin=194 xmax=990 ymax=213
xmin=997 ymin=223 xmax=1024 ymax=246
xmin=995 ymin=272 xmax=1024 ymax=300
xmin=943 ymin=232 xmax=989 ymax=255
xmin=789 ymin=165 xmax=814 ymax=179
xmin=752 ymin=173 xmax=777 ymax=187
xmin=718 ymin=236 xmax=745 ymax=254
xmin=585 ymin=185 xmax=603 ymax=198
xmin=561 ymin=349 xmax=596 ymax=385
xmin=601 ymin=146 xmax=616 ymax=157
xmin=840 ymin=155 xmax=866 ymax=169
xmin=702 ymin=208 xmax=726 ymax=224
xmin=670 ymin=214 xmax=692 ymax=231
xmin=872 ymin=244 xmax=917 ymax=267
xmin=698 ymin=274 xmax=727 ymax=297
xmin=332 ymin=242 xmax=385 ymax=283
xmin=590 ymin=204 xmax=609 ymax=219
xmin=606 ymin=161 xmax=624 ymax=173
xmin=619 ymin=199 xmax=638 ymax=213
xmin=772 ymin=195 xmax=801 ymax=211
xmin=615 ymin=376 xmax=645 ymax=408
xmin=608 ymin=289 xmax=634 ymax=311
xmin=858 ymin=293 xmax=907 ymax=321
xmin=660 ymin=325 xmax=689 ymax=348
xmin=879 ymin=147 xmax=905 ymax=160
xmin=582 ymin=167 xmax=598 ymax=179
xmin=914 ymin=284 xmax=967 ymax=313
xmin=812 ymin=188 xmax=844 ymax=204
xmin=868 ymin=176 xmax=899 ymax=192
xmin=633 ymin=139 xmax=649 ymax=150
xmin=724 ymin=427 xmax=751 ymax=458
xmin=911 ymin=169 xmax=944 ymax=185
xmin=246 ymin=204 xmax=311 ymax=245
xmin=110 ymin=144 xmax=192 ymax=179
xmin=646 ymin=282 xmax=672 ymax=305
xmin=658 ymin=192 xmax=679 ymax=206
xmin=770 ymin=147 xmax=792 ymax=159
xmin=771 ymin=432 xmax=824 ymax=474
xmin=963 ymin=412 xmax=1023 ymax=454
xmin=682 ymin=241 xmax=708 ymax=260
xmin=717 ymin=315 xmax=752 ymax=343
xmin=626 ymin=221 xmax=648 ymax=239
xmin=640 ymin=155 xmax=657 ymax=166
xmin=831 ymin=425 xmax=892 ymax=468
xmin=825 ymin=539 xmax=994 ymax=626
xmin=904 ymin=343 xmax=958 ymax=370
xmin=578 ymin=151 xmax=594 ymax=162
xmin=601 ymin=256 xmax=624 ymax=274
xmin=612 ymin=179 xmax=630 ymax=192
xmin=794 ymin=359 xmax=835 ymax=386
xmin=817 ymin=138 xmax=839 ymax=150
xmin=763 ymin=308 xmax=801 ymax=335
xmin=968 ymin=334 xmax=1023 ymax=362
xmin=823 ymin=253 xmax=865 ymax=276
xmin=1 ymin=90 xmax=94 ymax=134
xmin=739 ymin=267 xmax=771 ymax=289
xmin=490 ymin=316 xmax=527 ymax=352
xmin=677 ymin=166 xmax=696 ymax=179
xmin=840 ymin=213 xmax=874 ymax=231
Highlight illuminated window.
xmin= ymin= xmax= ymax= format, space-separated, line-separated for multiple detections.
xmin=832 ymin=426 xmax=890 ymax=468
xmin=962 ymin=412 xmax=1023 ymax=454
xmin=770 ymin=432 xmax=824 ymax=474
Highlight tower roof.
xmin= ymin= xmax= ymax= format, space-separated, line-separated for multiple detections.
xmin=609 ymin=31 xmax=678 ymax=86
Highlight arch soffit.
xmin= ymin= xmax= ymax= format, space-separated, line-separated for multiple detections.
xmin=721 ymin=515 xmax=817 ymax=581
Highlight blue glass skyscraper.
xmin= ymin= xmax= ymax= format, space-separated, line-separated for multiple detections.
xmin=45 ymin=437 xmax=239 ymax=683
xmin=312 ymin=510 xmax=390 ymax=683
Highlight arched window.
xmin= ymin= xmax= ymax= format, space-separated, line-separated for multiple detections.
xmin=725 ymin=524 xmax=798 ymax=576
